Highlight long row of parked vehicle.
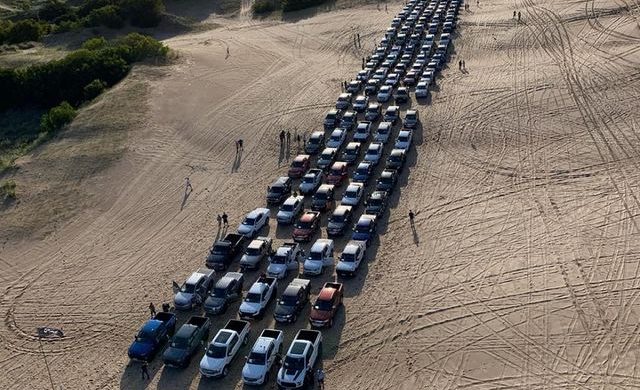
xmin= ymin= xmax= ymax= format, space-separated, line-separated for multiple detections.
xmin=127 ymin=0 xmax=461 ymax=388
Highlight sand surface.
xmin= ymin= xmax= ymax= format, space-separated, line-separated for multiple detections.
xmin=1 ymin=0 xmax=640 ymax=388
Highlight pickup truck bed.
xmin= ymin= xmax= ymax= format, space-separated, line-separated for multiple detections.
xmin=225 ymin=319 xmax=249 ymax=333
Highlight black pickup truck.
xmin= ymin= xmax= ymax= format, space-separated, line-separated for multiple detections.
xmin=206 ymin=233 xmax=246 ymax=271
xmin=162 ymin=316 xmax=210 ymax=368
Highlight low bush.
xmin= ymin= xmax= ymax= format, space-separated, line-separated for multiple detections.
xmin=4 ymin=20 xmax=47 ymax=44
xmin=123 ymin=0 xmax=165 ymax=28
xmin=83 ymin=79 xmax=107 ymax=100
xmin=0 ymin=180 xmax=17 ymax=200
xmin=39 ymin=101 xmax=77 ymax=135
xmin=87 ymin=5 xmax=125 ymax=29
xmin=252 ymin=0 xmax=276 ymax=14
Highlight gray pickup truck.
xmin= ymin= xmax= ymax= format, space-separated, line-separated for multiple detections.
xmin=206 ymin=233 xmax=246 ymax=271
xmin=163 ymin=316 xmax=210 ymax=368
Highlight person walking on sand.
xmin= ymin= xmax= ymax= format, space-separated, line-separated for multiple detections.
xmin=513 ymin=10 xmax=516 ymax=18
xmin=409 ymin=210 xmax=415 ymax=224
xmin=238 ymin=139 xmax=243 ymax=151
xmin=279 ymin=130 xmax=285 ymax=146
xmin=184 ymin=177 xmax=193 ymax=193
xmin=141 ymin=361 xmax=150 ymax=380
xmin=226 ymin=46 xmax=230 ymax=56
xmin=462 ymin=60 xmax=466 ymax=70
xmin=216 ymin=214 xmax=222 ymax=228
xmin=222 ymin=212 xmax=229 ymax=228
xmin=518 ymin=11 xmax=521 ymax=22
xmin=458 ymin=60 xmax=462 ymax=70
xmin=148 ymin=302 xmax=156 ymax=317
xmin=357 ymin=33 xmax=361 ymax=47
xmin=316 ymin=368 xmax=325 ymax=389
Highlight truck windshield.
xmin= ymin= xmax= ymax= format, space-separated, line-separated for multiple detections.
xmin=302 ymin=176 xmax=316 ymax=184
xmin=368 ymin=197 xmax=382 ymax=206
xmin=280 ymin=294 xmax=298 ymax=306
xmin=245 ymin=293 xmax=262 ymax=303
xmin=292 ymin=160 xmax=305 ymax=168
xmin=247 ymin=352 xmax=266 ymax=365
xmin=330 ymin=214 xmax=344 ymax=223
xmin=356 ymin=167 xmax=369 ymax=175
xmin=136 ymin=329 xmax=155 ymax=343
xmin=212 ymin=287 xmax=227 ymax=298
xmin=314 ymin=299 xmax=333 ymax=311
xmin=171 ymin=337 xmax=188 ymax=349
xmin=296 ymin=220 xmax=313 ymax=229
xmin=309 ymin=137 xmax=320 ymax=144
xmin=246 ymin=247 xmax=261 ymax=256
xmin=243 ymin=217 xmax=256 ymax=226
xmin=283 ymin=356 xmax=305 ymax=371
xmin=206 ymin=345 xmax=227 ymax=359
xmin=212 ymin=245 xmax=229 ymax=255
xmin=181 ymin=283 xmax=196 ymax=294
xmin=309 ymin=251 xmax=323 ymax=261
xmin=270 ymin=186 xmax=283 ymax=194
xmin=341 ymin=253 xmax=356 ymax=262
xmin=271 ymin=254 xmax=287 ymax=264
xmin=355 ymin=223 xmax=370 ymax=233
xmin=281 ymin=203 xmax=295 ymax=212
xmin=345 ymin=190 xmax=358 ymax=198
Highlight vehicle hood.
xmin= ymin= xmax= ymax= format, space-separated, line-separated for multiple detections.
xmin=304 ymin=259 xmax=323 ymax=271
xmin=279 ymin=365 xmax=306 ymax=385
xmin=243 ymin=362 xmax=267 ymax=381
xmin=204 ymin=296 xmax=226 ymax=309
xmin=240 ymin=301 xmax=261 ymax=314
xmin=200 ymin=354 xmax=225 ymax=372
xmin=299 ymin=182 xmax=316 ymax=190
xmin=174 ymin=292 xmax=194 ymax=306
xmin=293 ymin=227 xmax=312 ymax=236
xmin=267 ymin=263 xmax=287 ymax=276
xmin=277 ymin=210 xmax=294 ymax=220
xmin=337 ymin=261 xmax=357 ymax=272
xmin=238 ymin=224 xmax=253 ymax=234
xmin=163 ymin=346 xmax=188 ymax=364
xmin=352 ymin=232 xmax=371 ymax=241
xmin=310 ymin=308 xmax=332 ymax=321
xmin=366 ymin=205 xmax=382 ymax=214
xmin=274 ymin=304 xmax=295 ymax=317
xmin=327 ymin=221 xmax=345 ymax=231
xmin=240 ymin=254 xmax=261 ymax=264
xmin=129 ymin=340 xmax=155 ymax=358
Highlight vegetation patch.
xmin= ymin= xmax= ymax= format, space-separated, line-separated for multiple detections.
xmin=0 ymin=179 xmax=16 ymax=200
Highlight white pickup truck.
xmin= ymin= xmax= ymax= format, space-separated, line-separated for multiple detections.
xmin=239 ymin=276 xmax=278 ymax=320
xmin=199 ymin=319 xmax=251 ymax=378
xmin=302 ymin=239 xmax=334 ymax=276
xmin=277 ymin=329 xmax=322 ymax=389
xmin=267 ymin=242 xmax=303 ymax=279
xmin=242 ymin=329 xmax=284 ymax=386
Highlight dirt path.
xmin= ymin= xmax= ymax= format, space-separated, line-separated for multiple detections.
xmin=1 ymin=0 xmax=640 ymax=389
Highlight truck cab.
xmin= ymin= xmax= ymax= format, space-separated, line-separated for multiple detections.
xmin=172 ymin=268 xmax=215 ymax=310
xmin=309 ymin=283 xmax=343 ymax=328
xmin=203 ymin=272 xmax=244 ymax=315
xmin=267 ymin=242 xmax=302 ymax=279
xmin=242 ymin=329 xmax=284 ymax=385
xmin=163 ymin=316 xmax=210 ymax=368
xmin=274 ymin=278 xmax=311 ymax=323
xmin=277 ymin=330 xmax=323 ymax=389
xmin=199 ymin=319 xmax=251 ymax=378
xmin=303 ymin=239 xmax=334 ymax=276
xmin=128 ymin=312 xmax=176 ymax=361
xmin=240 ymin=237 xmax=272 ymax=271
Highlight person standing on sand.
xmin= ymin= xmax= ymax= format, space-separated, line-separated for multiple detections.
xmin=238 ymin=139 xmax=243 ymax=151
xmin=279 ymin=130 xmax=285 ymax=146
xmin=148 ymin=302 xmax=156 ymax=317
xmin=462 ymin=60 xmax=466 ymax=70
xmin=286 ymin=131 xmax=291 ymax=146
xmin=216 ymin=214 xmax=222 ymax=228
xmin=409 ymin=210 xmax=415 ymax=224
xmin=458 ymin=60 xmax=462 ymax=70
xmin=222 ymin=212 xmax=229 ymax=227
xmin=184 ymin=177 xmax=193 ymax=193
xmin=316 ymin=368 xmax=325 ymax=389
xmin=513 ymin=10 xmax=516 ymax=18
xmin=141 ymin=361 xmax=150 ymax=380
xmin=518 ymin=11 xmax=521 ymax=22
xmin=162 ymin=302 xmax=170 ymax=312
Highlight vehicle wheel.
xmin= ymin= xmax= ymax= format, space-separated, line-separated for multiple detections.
xmin=222 ymin=365 xmax=229 ymax=377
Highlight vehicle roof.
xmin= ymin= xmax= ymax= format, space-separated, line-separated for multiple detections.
xmin=310 ymin=131 xmax=324 ymax=138
xmin=369 ymin=190 xmax=387 ymax=200
xmin=338 ymin=93 xmax=351 ymax=98
xmin=368 ymin=103 xmax=380 ymax=108
xmin=272 ymin=176 xmax=290 ymax=186
xmin=283 ymin=196 xmax=302 ymax=206
xmin=247 ymin=208 xmax=269 ymax=218
xmin=357 ymin=214 xmax=377 ymax=224
xmin=293 ymin=154 xmax=309 ymax=162
xmin=346 ymin=183 xmax=364 ymax=191
xmin=213 ymin=330 xmax=234 ymax=345
xmin=357 ymin=122 xmax=370 ymax=128
xmin=391 ymin=149 xmax=406 ymax=156
xmin=381 ymin=169 xmax=396 ymax=177
xmin=356 ymin=162 xmax=371 ymax=169
xmin=318 ymin=286 xmax=338 ymax=301
xmin=217 ymin=273 xmax=241 ymax=288
xmin=248 ymin=239 xmax=266 ymax=250
xmin=398 ymin=130 xmax=411 ymax=136
xmin=321 ymin=147 xmax=337 ymax=155
xmin=283 ymin=284 xmax=304 ymax=297
xmin=300 ymin=212 xmax=319 ymax=222
xmin=386 ymin=106 xmax=399 ymax=112
xmin=252 ymin=337 xmax=273 ymax=353
xmin=185 ymin=271 xmax=206 ymax=285
xmin=311 ymin=239 xmax=333 ymax=252
xmin=330 ymin=129 xmax=345 ymax=136
xmin=368 ymin=143 xmax=382 ymax=151
xmin=355 ymin=95 xmax=367 ymax=101
xmin=378 ymin=122 xmax=392 ymax=129
xmin=346 ymin=142 xmax=361 ymax=149
xmin=333 ymin=205 xmax=353 ymax=216
xmin=175 ymin=324 xmax=197 ymax=339
xmin=317 ymin=184 xmax=334 ymax=192
xmin=141 ymin=319 xmax=162 ymax=335
xmin=327 ymin=109 xmax=339 ymax=115
xmin=249 ymin=280 xmax=269 ymax=294
xmin=407 ymin=109 xmax=417 ymax=115
xmin=330 ymin=162 xmax=347 ymax=170
xmin=380 ymin=85 xmax=392 ymax=91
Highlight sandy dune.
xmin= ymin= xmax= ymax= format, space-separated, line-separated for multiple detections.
xmin=1 ymin=0 xmax=640 ymax=388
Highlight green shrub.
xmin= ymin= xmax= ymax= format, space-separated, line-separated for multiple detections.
xmin=281 ymin=0 xmax=327 ymax=12
xmin=39 ymin=101 xmax=76 ymax=134
xmin=123 ymin=0 xmax=164 ymax=28
xmin=83 ymin=79 xmax=107 ymax=100
xmin=87 ymin=5 xmax=125 ymax=28
xmin=5 ymin=19 xmax=45 ymax=44
xmin=0 ymin=180 xmax=16 ymax=200
xmin=252 ymin=0 xmax=275 ymax=13
xmin=39 ymin=0 xmax=74 ymax=23
xmin=81 ymin=36 xmax=108 ymax=50
xmin=116 ymin=32 xmax=168 ymax=61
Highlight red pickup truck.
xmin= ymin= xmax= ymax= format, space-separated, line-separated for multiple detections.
xmin=309 ymin=282 xmax=343 ymax=328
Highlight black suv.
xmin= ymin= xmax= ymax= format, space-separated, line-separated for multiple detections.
xmin=266 ymin=176 xmax=292 ymax=205
xmin=203 ymin=272 xmax=244 ymax=315
xmin=364 ymin=191 xmax=389 ymax=217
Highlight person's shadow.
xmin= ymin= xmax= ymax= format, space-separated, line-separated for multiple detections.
xmin=180 ymin=188 xmax=192 ymax=211
xmin=232 ymin=149 xmax=243 ymax=172
xmin=411 ymin=221 xmax=419 ymax=246
xmin=278 ymin=142 xmax=285 ymax=166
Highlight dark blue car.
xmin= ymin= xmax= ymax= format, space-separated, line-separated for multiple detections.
xmin=351 ymin=215 xmax=378 ymax=246
xmin=128 ymin=312 xmax=176 ymax=361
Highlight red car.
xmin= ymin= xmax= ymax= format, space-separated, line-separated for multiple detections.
xmin=326 ymin=162 xmax=348 ymax=186
xmin=288 ymin=154 xmax=310 ymax=179
xmin=292 ymin=211 xmax=321 ymax=242
xmin=309 ymin=282 xmax=343 ymax=327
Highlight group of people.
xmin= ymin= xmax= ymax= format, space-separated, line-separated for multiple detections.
xmin=513 ymin=10 xmax=522 ymax=21
xmin=458 ymin=59 xmax=467 ymax=71
xmin=216 ymin=212 xmax=229 ymax=228
xmin=354 ymin=33 xmax=362 ymax=49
